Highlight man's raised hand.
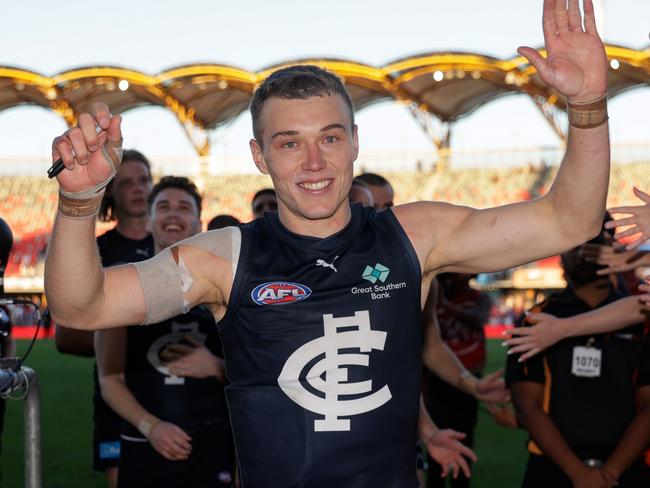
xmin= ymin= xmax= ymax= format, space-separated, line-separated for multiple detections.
xmin=518 ymin=0 xmax=607 ymax=102
xmin=51 ymin=102 xmax=122 ymax=195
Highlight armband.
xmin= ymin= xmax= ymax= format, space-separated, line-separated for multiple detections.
xmin=137 ymin=414 xmax=161 ymax=438
xmin=567 ymin=94 xmax=608 ymax=129
xmin=132 ymin=227 xmax=241 ymax=325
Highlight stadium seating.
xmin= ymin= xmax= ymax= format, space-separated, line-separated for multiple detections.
xmin=2 ymin=162 xmax=648 ymax=280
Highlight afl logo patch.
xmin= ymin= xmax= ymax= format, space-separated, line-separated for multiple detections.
xmin=251 ymin=282 xmax=312 ymax=305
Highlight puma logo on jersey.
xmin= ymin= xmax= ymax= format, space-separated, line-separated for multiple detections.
xmin=316 ymin=256 xmax=339 ymax=272
xmin=135 ymin=248 xmax=149 ymax=257
xmin=278 ymin=310 xmax=392 ymax=432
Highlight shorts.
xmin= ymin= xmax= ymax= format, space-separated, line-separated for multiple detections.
xmin=118 ymin=425 xmax=235 ymax=488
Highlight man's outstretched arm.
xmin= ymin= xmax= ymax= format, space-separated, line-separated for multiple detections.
xmin=397 ymin=0 xmax=610 ymax=275
xmin=44 ymin=103 xmax=225 ymax=330
xmin=422 ymin=279 xmax=507 ymax=402
xmin=504 ymin=295 xmax=648 ymax=360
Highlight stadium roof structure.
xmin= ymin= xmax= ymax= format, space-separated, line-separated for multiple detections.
xmin=0 ymin=44 xmax=648 ymax=158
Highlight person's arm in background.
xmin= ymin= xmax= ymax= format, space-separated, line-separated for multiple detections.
xmin=438 ymin=292 xmax=491 ymax=332
xmin=579 ymin=243 xmax=650 ymax=275
xmin=417 ymin=396 xmax=477 ymax=480
xmin=606 ymin=187 xmax=650 ymax=249
xmin=54 ymin=325 xmax=94 ymax=356
xmin=504 ymin=295 xmax=648 ymax=360
xmin=162 ymin=334 xmax=225 ymax=382
xmin=95 ymin=328 xmax=192 ymax=461
xmin=422 ymin=279 xmax=507 ymax=402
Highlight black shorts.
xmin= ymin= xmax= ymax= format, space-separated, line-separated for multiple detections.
xmin=118 ymin=425 xmax=235 ymax=488
xmin=92 ymin=368 xmax=122 ymax=471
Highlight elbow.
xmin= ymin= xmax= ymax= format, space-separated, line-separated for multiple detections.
xmin=547 ymin=192 xmax=606 ymax=248
xmin=50 ymin=309 xmax=100 ymax=331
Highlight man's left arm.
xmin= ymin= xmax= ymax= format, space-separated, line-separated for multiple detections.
xmin=397 ymin=0 xmax=609 ymax=275
xmin=422 ymin=279 xmax=507 ymax=402
xmin=602 ymin=386 xmax=650 ymax=481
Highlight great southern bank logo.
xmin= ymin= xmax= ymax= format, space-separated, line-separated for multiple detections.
xmin=251 ymin=282 xmax=312 ymax=305
xmin=362 ymin=263 xmax=390 ymax=284
xmin=278 ymin=310 xmax=391 ymax=432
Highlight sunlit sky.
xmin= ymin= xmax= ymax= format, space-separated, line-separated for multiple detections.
xmin=1 ymin=0 xmax=648 ymax=165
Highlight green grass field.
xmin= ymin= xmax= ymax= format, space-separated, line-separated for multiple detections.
xmin=1 ymin=339 xmax=529 ymax=487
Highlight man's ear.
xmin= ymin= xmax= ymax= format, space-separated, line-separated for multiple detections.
xmin=250 ymin=139 xmax=269 ymax=175
xmin=352 ymin=124 xmax=359 ymax=161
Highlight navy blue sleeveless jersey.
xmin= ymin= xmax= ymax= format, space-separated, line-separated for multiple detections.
xmin=97 ymin=228 xmax=153 ymax=268
xmin=219 ymin=204 xmax=423 ymax=488
xmin=122 ymin=306 xmax=230 ymax=438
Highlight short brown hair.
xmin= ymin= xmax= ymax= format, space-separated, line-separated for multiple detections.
xmin=148 ymin=176 xmax=202 ymax=218
xmin=250 ymin=65 xmax=355 ymax=143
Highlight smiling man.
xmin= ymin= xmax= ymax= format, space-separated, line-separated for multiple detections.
xmin=45 ymin=2 xmax=611 ymax=486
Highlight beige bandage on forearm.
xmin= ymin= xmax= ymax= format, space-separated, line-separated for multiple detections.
xmin=132 ymin=226 xmax=242 ymax=325
xmin=57 ymin=139 xmax=124 ymax=218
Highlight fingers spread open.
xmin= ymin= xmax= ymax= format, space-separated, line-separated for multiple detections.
xmin=608 ymin=206 xmax=638 ymax=216
xmin=506 ymin=327 xmax=532 ymax=337
xmin=458 ymin=456 xmax=471 ymax=478
xmin=566 ymin=0 xmax=582 ymax=32
xmin=633 ymin=186 xmax=650 ymax=203
xmin=519 ymin=348 xmax=542 ymax=362
xmin=554 ymin=0 xmax=570 ymax=34
xmin=614 ymin=227 xmax=641 ymax=240
xmin=518 ymin=46 xmax=548 ymax=80
xmin=582 ymin=0 xmax=598 ymax=34
xmin=542 ymin=0 xmax=558 ymax=43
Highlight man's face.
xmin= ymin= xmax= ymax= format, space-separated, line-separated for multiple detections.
xmin=111 ymin=159 xmax=152 ymax=219
xmin=149 ymin=188 xmax=202 ymax=252
xmin=249 ymin=94 xmax=359 ymax=233
xmin=252 ymin=193 xmax=278 ymax=219
xmin=366 ymin=184 xmax=394 ymax=211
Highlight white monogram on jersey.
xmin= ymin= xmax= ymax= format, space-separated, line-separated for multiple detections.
xmin=146 ymin=321 xmax=205 ymax=385
xmin=277 ymin=310 xmax=392 ymax=432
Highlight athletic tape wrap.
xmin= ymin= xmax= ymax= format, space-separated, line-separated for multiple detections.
xmin=57 ymin=139 xmax=123 ymax=218
xmin=58 ymin=190 xmax=105 ymax=218
xmin=132 ymin=226 xmax=242 ymax=325
xmin=567 ymin=94 xmax=608 ymax=129
xmin=137 ymin=414 xmax=160 ymax=439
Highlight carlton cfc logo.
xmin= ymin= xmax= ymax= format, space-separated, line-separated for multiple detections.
xmin=251 ymin=282 xmax=312 ymax=305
